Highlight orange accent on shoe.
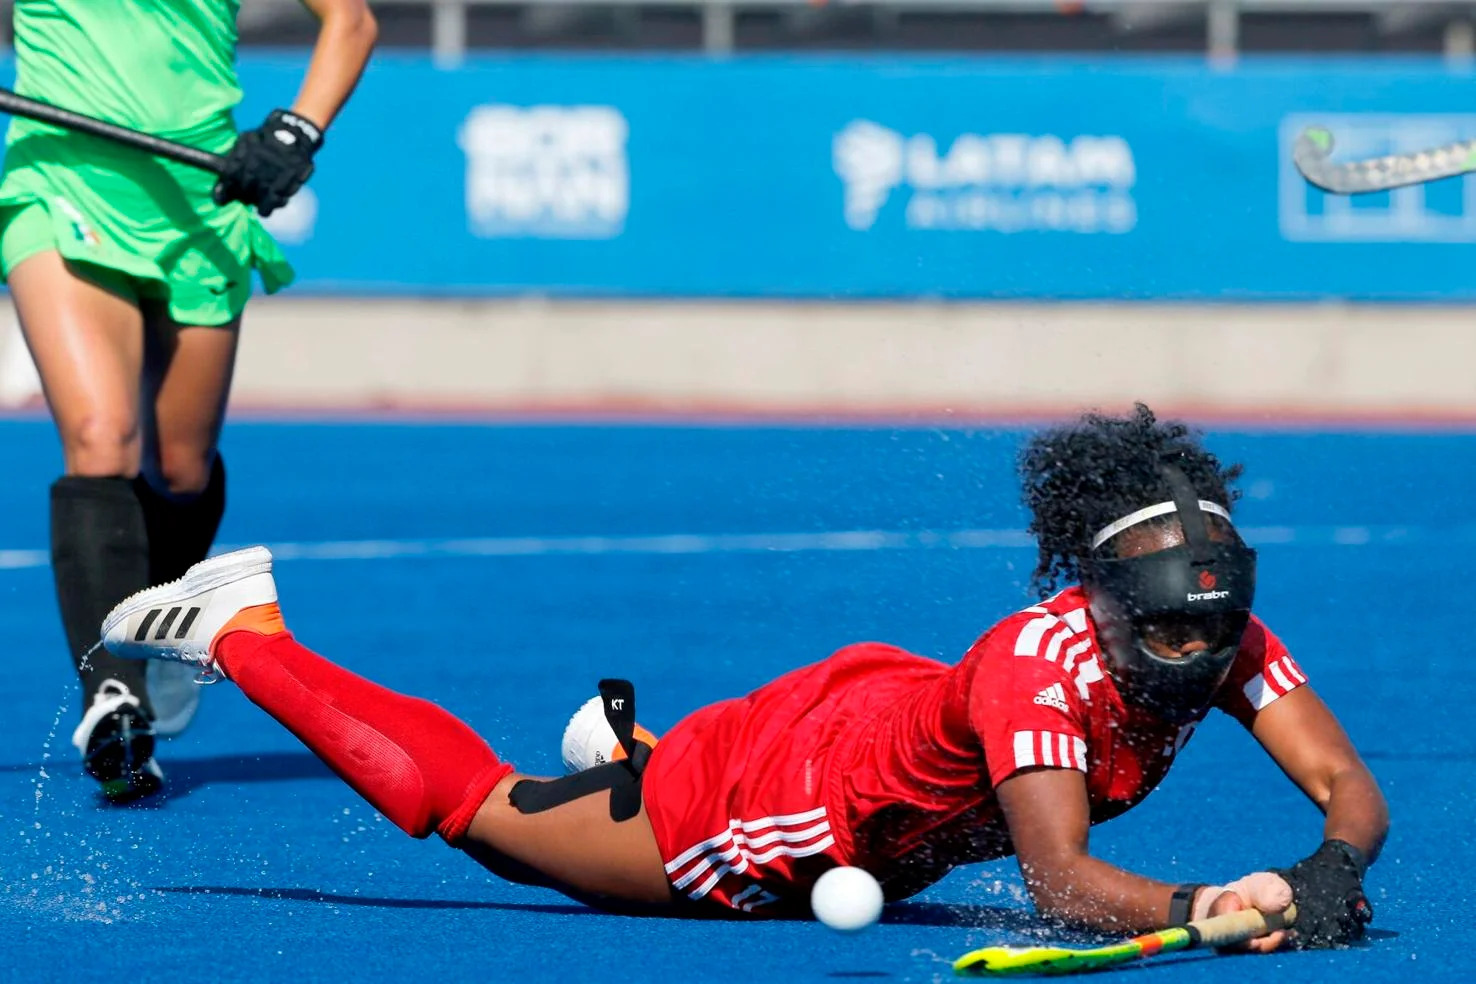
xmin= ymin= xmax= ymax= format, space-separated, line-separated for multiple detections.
xmin=209 ymin=602 xmax=288 ymax=656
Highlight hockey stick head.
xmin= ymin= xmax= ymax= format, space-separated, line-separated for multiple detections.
xmin=1292 ymin=124 xmax=1476 ymax=194
xmin=951 ymin=906 xmax=1297 ymax=977
xmin=952 ymin=932 xmax=1187 ymax=977
xmin=1298 ymin=126 xmax=1334 ymax=157
xmin=1292 ymin=126 xmax=1340 ymax=192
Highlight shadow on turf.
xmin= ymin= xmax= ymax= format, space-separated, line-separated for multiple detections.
xmin=151 ymin=886 xmax=1038 ymax=931
xmin=0 ymin=751 xmax=336 ymax=810
xmin=825 ymin=973 xmax=890 ymax=978
xmin=149 ymin=886 xmax=1401 ymax=957
xmin=881 ymin=902 xmax=1051 ymax=931
xmin=0 ymin=750 xmax=332 ymax=798
xmin=154 ymin=886 xmax=593 ymax=914
xmin=151 ymin=751 xmax=334 ymax=798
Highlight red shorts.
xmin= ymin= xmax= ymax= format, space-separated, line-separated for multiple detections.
xmin=641 ymin=642 xmax=951 ymax=915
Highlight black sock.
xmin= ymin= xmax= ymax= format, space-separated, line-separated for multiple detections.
xmin=50 ymin=476 xmax=153 ymax=717
xmin=133 ymin=454 xmax=226 ymax=584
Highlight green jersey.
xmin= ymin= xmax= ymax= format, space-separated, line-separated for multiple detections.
xmin=11 ymin=0 xmax=242 ymax=147
xmin=0 ymin=0 xmax=293 ymax=323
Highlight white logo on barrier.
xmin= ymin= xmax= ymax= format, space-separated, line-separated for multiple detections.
xmin=1279 ymin=114 xmax=1476 ymax=242
xmin=459 ymin=105 xmax=628 ymax=239
xmin=833 ymin=120 xmax=1137 ymax=233
xmin=833 ymin=120 xmax=907 ymax=231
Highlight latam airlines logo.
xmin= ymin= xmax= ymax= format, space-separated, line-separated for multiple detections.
xmin=832 ymin=120 xmax=1138 ymax=233
xmin=459 ymin=105 xmax=629 ymax=239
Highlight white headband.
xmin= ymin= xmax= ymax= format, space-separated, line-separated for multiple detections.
xmin=1089 ymin=499 xmax=1233 ymax=551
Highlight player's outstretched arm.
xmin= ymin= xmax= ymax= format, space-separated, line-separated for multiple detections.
xmin=996 ymin=768 xmax=1293 ymax=949
xmin=1251 ymin=685 xmax=1388 ymax=866
xmin=997 ymin=768 xmax=1205 ymax=933
xmin=1249 ymin=685 xmax=1386 ymax=946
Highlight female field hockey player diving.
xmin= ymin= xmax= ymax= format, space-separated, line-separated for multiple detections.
xmin=0 ymin=0 xmax=375 ymax=802
xmin=98 ymin=405 xmax=1385 ymax=949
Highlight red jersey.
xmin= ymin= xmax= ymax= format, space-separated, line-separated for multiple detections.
xmin=640 ymin=586 xmax=1306 ymax=916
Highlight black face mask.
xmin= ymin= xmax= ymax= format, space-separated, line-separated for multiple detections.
xmin=1085 ymin=467 xmax=1257 ymax=725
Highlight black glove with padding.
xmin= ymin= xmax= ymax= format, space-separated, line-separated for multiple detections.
xmin=1274 ymin=839 xmax=1373 ymax=948
xmin=212 ymin=109 xmax=322 ymax=217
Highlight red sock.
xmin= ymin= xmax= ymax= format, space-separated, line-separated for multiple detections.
xmin=215 ymin=630 xmax=513 ymax=843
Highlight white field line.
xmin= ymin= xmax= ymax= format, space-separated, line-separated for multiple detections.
xmin=0 ymin=524 xmax=1426 ymax=572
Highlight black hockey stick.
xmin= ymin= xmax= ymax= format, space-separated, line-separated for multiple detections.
xmin=0 ymin=86 xmax=226 ymax=174
xmin=1293 ymin=125 xmax=1476 ymax=195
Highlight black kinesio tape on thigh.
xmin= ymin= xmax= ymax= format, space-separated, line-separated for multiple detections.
xmin=509 ymin=762 xmax=644 ymax=820
xmin=49 ymin=476 xmax=153 ymax=710
xmin=133 ymin=454 xmax=226 ymax=584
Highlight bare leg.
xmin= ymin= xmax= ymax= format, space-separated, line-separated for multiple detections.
xmin=462 ymin=774 xmax=674 ymax=906
xmin=132 ymin=303 xmax=234 ymax=607
xmin=211 ymin=628 xmax=677 ymax=910
xmin=12 ymin=253 xmax=153 ymax=700
xmin=8 ymin=252 xmax=164 ymax=796
xmin=10 ymin=251 xmax=145 ymax=477
xmin=127 ymin=309 xmax=239 ymax=738
xmin=139 ymin=300 xmax=238 ymax=496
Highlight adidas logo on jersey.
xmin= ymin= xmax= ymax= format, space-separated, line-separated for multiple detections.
xmin=1033 ymin=683 xmax=1069 ymax=712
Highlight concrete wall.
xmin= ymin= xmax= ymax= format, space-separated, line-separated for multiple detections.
xmin=2 ymin=298 xmax=1472 ymax=423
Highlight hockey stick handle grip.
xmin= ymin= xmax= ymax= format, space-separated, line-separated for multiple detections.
xmin=0 ymin=87 xmax=226 ymax=174
xmin=1188 ymin=902 xmax=1297 ymax=948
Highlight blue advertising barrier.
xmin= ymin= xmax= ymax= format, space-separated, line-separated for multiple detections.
xmin=13 ymin=55 xmax=1476 ymax=299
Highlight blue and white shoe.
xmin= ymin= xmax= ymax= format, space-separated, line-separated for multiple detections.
xmin=70 ymin=679 xmax=163 ymax=803
xmin=147 ymin=661 xmax=202 ymax=738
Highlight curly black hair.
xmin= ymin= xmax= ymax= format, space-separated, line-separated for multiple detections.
xmin=1019 ymin=403 xmax=1244 ymax=596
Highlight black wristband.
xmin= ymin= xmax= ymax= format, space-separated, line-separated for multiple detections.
xmin=1168 ymin=884 xmax=1203 ymax=926
xmin=1324 ymin=839 xmax=1369 ymax=877
xmin=272 ymin=109 xmax=323 ymax=150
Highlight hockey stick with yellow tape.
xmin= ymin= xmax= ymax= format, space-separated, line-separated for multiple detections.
xmin=953 ymin=904 xmax=1297 ymax=977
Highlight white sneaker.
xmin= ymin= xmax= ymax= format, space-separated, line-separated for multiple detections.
xmin=101 ymin=546 xmax=282 ymax=677
xmin=147 ymin=660 xmax=202 ymax=738
xmin=71 ymin=678 xmax=163 ymax=803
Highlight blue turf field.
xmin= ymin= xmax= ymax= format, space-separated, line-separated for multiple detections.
xmin=0 ymin=418 xmax=1469 ymax=983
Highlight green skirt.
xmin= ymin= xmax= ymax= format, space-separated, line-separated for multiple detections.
xmin=0 ymin=125 xmax=294 ymax=325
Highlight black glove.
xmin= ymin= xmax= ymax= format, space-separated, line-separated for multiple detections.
xmin=212 ymin=109 xmax=323 ymax=217
xmin=1274 ymin=840 xmax=1373 ymax=948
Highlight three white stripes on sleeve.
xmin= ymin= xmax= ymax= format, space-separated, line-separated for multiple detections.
xmin=1012 ymin=729 xmax=1089 ymax=772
